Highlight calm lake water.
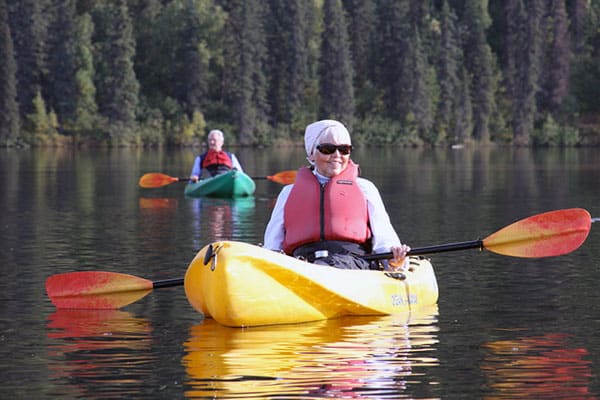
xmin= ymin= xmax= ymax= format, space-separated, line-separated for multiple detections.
xmin=1 ymin=145 xmax=599 ymax=399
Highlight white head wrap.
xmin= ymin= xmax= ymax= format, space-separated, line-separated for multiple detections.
xmin=304 ymin=120 xmax=351 ymax=164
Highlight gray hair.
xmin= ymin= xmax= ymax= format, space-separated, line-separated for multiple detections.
xmin=208 ymin=129 xmax=224 ymax=140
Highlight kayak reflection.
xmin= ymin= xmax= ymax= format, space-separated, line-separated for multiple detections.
xmin=188 ymin=196 xmax=256 ymax=246
xmin=183 ymin=306 xmax=439 ymax=398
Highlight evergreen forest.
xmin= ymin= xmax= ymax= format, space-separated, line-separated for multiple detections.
xmin=1 ymin=0 xmax=599 ymax=148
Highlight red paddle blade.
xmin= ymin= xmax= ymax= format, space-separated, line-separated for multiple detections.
xmin=46 ymin=271 xmax=154 ymax=309
xmin=267 ymin=170 xmax=296 ymax=184
xmin=483 ymin=208 xmax=591 ymax=258
xmin=139 ymin=173 xmax=179 ymax=188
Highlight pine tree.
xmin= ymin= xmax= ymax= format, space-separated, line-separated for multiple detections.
xmin=265 ymin=0 xmax=313 ymax=127
xmin=436 ymin=1 xmax=462 ymax=140
xmin=319 ymin=0 xmax=355 ymax=125
xmin=93 ymin=0 xmax=140 ymax=143
xmin=407 ymin=28 xmax=434 ymax=139
xmin=570 ymin=0 xmax=587 ymax=54
xmin=45 ymin=0 xmax=78 ymax=127
xmin=174 ymin=0 xmax=209 ymax=117
xmin=221 ymin=0 xmax=270 ymax=144
xmin=455 ymin=66 xmax=473 ymax=142
xmin=373 ymin=0 xmax=411 ymax=120
xmin=462 ymin=0 xmax=494 ymax=142
xmin=71 ymin=13 xmax=98 ymax=135
xmin=131 ymin=0 xmax=164 ymax=109
xmin=0 ymin=0 xmax=20 ymax=145
xmin=542 ymin=0 xmax=570 ymax=115
xmin=7 ymin=0 xmax=49 ymax=118
xmin=342 ymin=0 xmax=377 ymax=116
xmin=505 ymin=0 xmax=544 ymax=145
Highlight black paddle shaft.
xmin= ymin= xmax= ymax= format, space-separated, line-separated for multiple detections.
xmin=152 ymin=278 xmax=184 ymax=288
xmin=153 ymin=240 xmax=486 ymax=285
xmin=362 ymin=239 xmax=484 ymax=261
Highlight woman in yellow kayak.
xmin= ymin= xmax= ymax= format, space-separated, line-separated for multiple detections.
xmin=189 ymin=129 xmax=244 ymax=182
xmin=264 ymin=119 xmax=410 ymax=270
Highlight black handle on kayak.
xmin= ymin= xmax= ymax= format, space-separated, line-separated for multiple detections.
xmin=362 ymin=239 xmax=483 ymax=261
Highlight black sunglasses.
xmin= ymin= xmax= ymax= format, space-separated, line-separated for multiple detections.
xmin=316 ymin=143 xmax=353 ymax=155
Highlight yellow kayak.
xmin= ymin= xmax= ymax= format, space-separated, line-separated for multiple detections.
xmin=184 ymin=241 xmax=438 ymax=327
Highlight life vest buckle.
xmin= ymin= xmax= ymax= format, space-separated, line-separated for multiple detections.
xmin=314 ymin=250 xmax=329 ymax=259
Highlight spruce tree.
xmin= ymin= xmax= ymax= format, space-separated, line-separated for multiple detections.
xmin=373 ymin=0 xmax=411 ymax=120
xmin=7 ymin=0 xmax=49 ymax=118
xmin=342 ymin=0 xmax=377 ymax=116
xmin=436 ymin=1 xmax=462 ymax=140
xmin=221 ymin=0 xmax=270 ymax=144
xmin=71 ymin=13 xmax=98 ymax=135
xmin=319 ymin=0 xmax=355 ymax=125
xmin=543 ymin=0 xmax=570 ymax=115
xmin=505 ymin=0 xmax=543 ymax=145
xmin=174 ymin=0 xmax=209 ymax=117
xmin=455 ymin=66 xmax=473 ymax=142
xmin=131 ymin=0 xmax=164 ymax=109
xmin=407 ymin=28 xmax=434 ymax=140
xmin=462 ymin=0 xmax=494 ymax=143
xmin=93 ymin=0 xmax=140 ymax=143
xmin=266 ymin=0 xmax=313 ymax=127
xmin=45 ymin=0 xmax=78 ymax=127
xmin=570 ymin=0 xmax=588 ymax=54
xmin=0 ymin=0 xmax=20 ymax=145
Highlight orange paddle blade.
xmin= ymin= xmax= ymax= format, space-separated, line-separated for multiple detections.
xmin=46 ymin=271 xmax=154 ymax=309
xmin=265 ymin=170 xmax=296 ymax=184
xmin=139 ymin=173 xmax=182 ymax=188
xmin=483 ymin=208 xmax=591 ymax=258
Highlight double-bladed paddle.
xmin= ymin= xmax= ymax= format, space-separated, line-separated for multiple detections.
xmin=46 ymin=208 xmax=594 ymax=310
xmin=364 ymin=208 xmax=592 ymax=261
xmin=138 ymin=170 xmax=297 ymax=188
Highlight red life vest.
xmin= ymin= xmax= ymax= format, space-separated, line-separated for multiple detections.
xmin=201 ymin=149 xmax=233 ymax=169
xmin=283 ymin=161 xmax=371 ymax=254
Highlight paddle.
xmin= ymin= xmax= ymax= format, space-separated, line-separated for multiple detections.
xmin=365 ymin=208 xmax=592 ymax=261
xmin=46 ymin=208 xmax=593 ymax=310
xmin=45 ymin=271 xmax=183 ymax=309
xmin=138 ymin=170 xmax=296 ymax=188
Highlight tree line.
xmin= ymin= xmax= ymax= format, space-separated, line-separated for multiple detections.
xmin=1 ymin=0 xmax=599 ymax=148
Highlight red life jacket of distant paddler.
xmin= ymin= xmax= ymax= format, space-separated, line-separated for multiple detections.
xmin=282 ymin=161 xmax=371 ymax=254
xmin=201 ymin=149 xmax=234 ymax=170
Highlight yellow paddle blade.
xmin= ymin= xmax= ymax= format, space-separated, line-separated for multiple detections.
xmin=483 ymin=208 xmax=591 ymax=258
xmin=46 ymin=271 xmax=154 ymax=309
xmin=139 ymin=173 xmax=181 ymax=188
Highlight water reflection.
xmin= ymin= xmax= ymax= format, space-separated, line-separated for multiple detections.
xmin=481 ymin=332 xmax=594 ymax=399
xmin=187 ymin=197 xmax=257 ymax=247
xmin=139 ymin=197 xmax=179 ymax=210
xmin=46 ymin=310 xmax=154 ymax=398
xmin=183 ymin=306 xmax=439 ymax=398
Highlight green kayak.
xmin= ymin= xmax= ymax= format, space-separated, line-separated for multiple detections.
xmin=184 ymin=170 xmax=256 ymax=198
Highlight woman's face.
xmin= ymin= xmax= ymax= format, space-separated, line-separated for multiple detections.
xmin=310 ymin=131 xmax=351 ymax=178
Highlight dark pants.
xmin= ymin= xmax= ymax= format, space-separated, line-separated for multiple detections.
xmin=292 ymin=241 xmax=377 ymax=270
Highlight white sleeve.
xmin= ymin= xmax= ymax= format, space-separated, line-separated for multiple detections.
xmin=231 ymin=154 xmax=244 ymax=172
xmin=263 ymin=185 xmax=293 ymax=251
xmin=358 ymin=178 xmax=402 ymax=254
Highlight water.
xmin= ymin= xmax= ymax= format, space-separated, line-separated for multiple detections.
xmin=1 ymin=145 xmax=599 ymax=399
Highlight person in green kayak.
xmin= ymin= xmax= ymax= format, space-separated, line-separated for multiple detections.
xmin=189 ymin=129 xmax=244 ymax=182
xmin=264 ymin=119 xmax=410 ymax=271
